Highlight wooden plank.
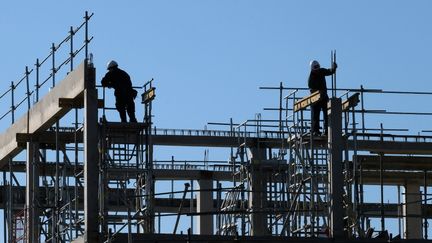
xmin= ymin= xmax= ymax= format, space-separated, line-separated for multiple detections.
xmin=342 ymin=93 xmax=360 ymax=111
xmin=142 ymin=87 xmax=156 ymax=104
xmin=294 ymin=91 xmax=321 ymax=112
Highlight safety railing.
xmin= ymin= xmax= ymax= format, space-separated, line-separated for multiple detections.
xmin=354 ymin=132 xmax=432 ymax=143
xmin=153 ymin=160 xmax=238 ymax=172
xmin=0 ymin=11 xmax=93 ymax=126
xmin=153 ymin=127 xmax=287 ymax=139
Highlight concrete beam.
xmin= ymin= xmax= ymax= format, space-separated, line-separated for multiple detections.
xmin=16 ymin=131 xmax=83 ymax=148
xmin=249 ymin=148 xmax=268 ymax=236
xmin=403 ymin=182 xmax=423 ymax=239
xmin=356 ymin=155 xmax=432 ymax=171
xmin=4 ymin=185 xmax=432 ymax=219
xmin=350 ymin=139 xmax=432 ymax=155
xmin=12 ymin=128 xmax=432 ymax=156
xmin=7 ymin=158 xmax=432 ymax=186
xmin=197 ymin=178 xmax=214 ymax=235
xmin=0 ymin=61 xmax=87 ymax=166
xmin=25 ymin=142 xmax=39 ymax=243
xmin=83 ymin=63 xmax=99 ymax=242
xmin=327 ymin=98 xmax=344 ymax=239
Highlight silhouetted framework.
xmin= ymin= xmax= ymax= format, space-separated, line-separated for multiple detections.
xmin=3 ymin=13 xmax=432 ymax=243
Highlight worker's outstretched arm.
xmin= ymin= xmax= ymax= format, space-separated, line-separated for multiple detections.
xmin=320 ymin=62 xmax=337 ymax=76
xmin=101 ymin=72 xmax=113 ymax=88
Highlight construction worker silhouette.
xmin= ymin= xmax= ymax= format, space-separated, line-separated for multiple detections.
xmin=101 ymin=60 xmax=138 ymax=122
xmin=308 ymin=60 xmax=337 ymax=136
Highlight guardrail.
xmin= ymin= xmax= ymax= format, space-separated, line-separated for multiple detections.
xmin=153 ymin=127 xmax=287 ymax=139
xmin=153 ymin=161 xmax=238 ymax=172
xmin=0 ymin=12 xmax=93 ymax=125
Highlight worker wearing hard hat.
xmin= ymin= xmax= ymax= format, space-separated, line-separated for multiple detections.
xmin=101 ymin=60 xmax=138 ymax=122
xmin=308 ymin=60 xmax=337 ymax=136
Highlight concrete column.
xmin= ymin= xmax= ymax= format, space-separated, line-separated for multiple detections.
xmin=249 ymin=148 xmax=268 ymax=236
xmin=403 ymin=182 xmax=423 ymax=239
xmin=26 ymin=142 xmax=39 ymax=243
xmin=84 ymin=62 xmax=99 ymax=242
xmin=197 ymin=174 xmax=214 ymax=235
xmin=327 ymin=98 xmax=344 ymax=239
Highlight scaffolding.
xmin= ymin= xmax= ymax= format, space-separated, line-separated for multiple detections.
xmin=2 ymin=12 xmax=432 ymax=243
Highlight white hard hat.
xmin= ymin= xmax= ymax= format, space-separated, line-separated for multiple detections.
xmin=107 ymin=60 xmax=118 ymax=70
xmin=310 ymin=60 xmax=320 ymax=70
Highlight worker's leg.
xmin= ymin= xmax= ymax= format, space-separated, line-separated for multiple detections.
xmin=116 ymin=98 xmax=127 ymax=122
xmin=126 ymin=98 xmax=137 ymax=122
xmin=311 ymin=103 xmax=320 ymax=134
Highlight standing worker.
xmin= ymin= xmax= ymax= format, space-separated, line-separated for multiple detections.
xmin=101 ymin=60 xmax=138 ymax=122
xmin=308 ymin=60 xmax=337 ymax=136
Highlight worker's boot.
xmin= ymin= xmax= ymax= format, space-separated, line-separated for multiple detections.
xmin=119 ymin=110 xmax=127 ymax=122
xmin=128 ymin=111 xmax=137 ymax=123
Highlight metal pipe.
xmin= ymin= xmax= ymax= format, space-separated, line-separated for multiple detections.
xmin=85 ymin=11 xmax=89 ymax=58
xmin=8 ymin=158 xmax=13 ymax=242
xmin=190 ymin=179 xmax=193 ymax=233
xmin=52 ymin=43 xmax=56 ymax=88
xmin=230 ymin=118 xmax=236 ymax=188
xmin=360 ymin=85 xmax=365 ymax=134
xmin=10 ymin=81 xmax=14 ymax=124
xmin=309 ymin=109 xmax=315 ymax=237
xmin=54 ymin=120 xmax=60 ymax=242
xmin=360 ymin=146 xmax=364 ymax=230
xmin=279 ymin=82 xmax=283 ymax=133
xmin=171 ymin=156 xmax=174 ymax=199
xmin=25 ymin=66 xmax=31 ymax=134
xmin=398 ymin=184 xmax=401 ymax=237
xmin=147 ymin=85 xmax=155 ymax=232
xmin=74 ymin=108 xmax=79 ymax=238
xmin=343 ymin=106 xmax=350 ymax=235
xmin=216 ymin=182 xmax=221 ymax=234
xmin=70 ymin=26 xmax=74 ymax=71
xmin=425 ymin=170 xmax=428 ymax=239
xmin=352 ymin=106 xmax=360 ymax=232
xmin=354 ymin=110 xmax=432 ymax=116
xmin=330 ymin=50 xmax=336 ymax=98
xmin=127 ymin=207 xmax=132 ymax=243
xmin=103 ymin=87 xmax=106 ymax=119
xmin=2 ymin=171 xmax=5 ymax=243
xmin=173 ymin=182 xmax=190 ymax=234
xmin=260 ymin=86 xmax=432 ymax=95
xmin=379 ymin=123 xmax=385 ymax=232
xmin=333 ymin=50 xmax=337 ymax=97
xmin=36 ymin=58 xmax=40 ymax=102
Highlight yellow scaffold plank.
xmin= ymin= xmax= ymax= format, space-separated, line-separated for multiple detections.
xmin=342 ymin=93 xmax=360 ymax=111
xmin=294 ymin=91 xmax=321 ymax=112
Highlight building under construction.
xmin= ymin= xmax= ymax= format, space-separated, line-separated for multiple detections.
xmin=2 ymin=13 xmax=432 ymax=243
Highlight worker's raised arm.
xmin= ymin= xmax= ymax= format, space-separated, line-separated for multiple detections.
xmin=319 ymin=62 xmax=337 ymax=76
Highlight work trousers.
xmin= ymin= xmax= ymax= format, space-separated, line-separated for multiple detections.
xmin=311 ymin=97 xmax=328 ymax=135
xmin=116 ymin=96 xmax=137 ymax=122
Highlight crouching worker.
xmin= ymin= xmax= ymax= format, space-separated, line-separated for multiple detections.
xmin=101 ymin=60 xmax=138 ymax=122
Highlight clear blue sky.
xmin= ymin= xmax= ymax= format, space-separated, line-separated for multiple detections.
xmin=1 ymin=1 xmax=432 ymax=131
xmin=1 ymin=0 xmax=432 ymax=237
